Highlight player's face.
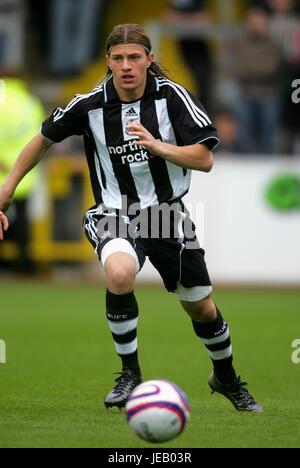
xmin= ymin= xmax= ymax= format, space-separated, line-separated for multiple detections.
xmin=106 ymin=44 xmax=154 ymax=101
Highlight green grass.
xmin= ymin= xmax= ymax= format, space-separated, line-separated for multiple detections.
xmin=0 ymin=281 xmax=300 ymax=448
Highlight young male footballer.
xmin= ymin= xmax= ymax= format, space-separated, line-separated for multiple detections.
xmin=0 ymin=23 xmax=262 ymax=413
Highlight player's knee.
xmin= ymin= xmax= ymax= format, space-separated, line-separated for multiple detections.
xmin=105 ymin=257 xmax=136 ymax=294
xmin=197 ymin=299 xmax=216 ymax=322
xmin=181 ymin=295 xmax=216 ymax=322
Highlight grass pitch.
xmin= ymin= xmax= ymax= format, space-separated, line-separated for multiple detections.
xmin=0 ymin=281 xmax=300 ymax=448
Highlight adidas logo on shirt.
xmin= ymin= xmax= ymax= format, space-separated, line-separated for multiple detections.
xmin=125 ymin=107 xmax=138 ymax=117
xmin=124 ymin=107 xmax=140 ymax=135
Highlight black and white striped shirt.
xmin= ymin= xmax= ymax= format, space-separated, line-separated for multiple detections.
xmin=41 ymin=74 xmax=219 ymax=209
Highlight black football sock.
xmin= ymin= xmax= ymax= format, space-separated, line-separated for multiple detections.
xmin=106 ymin=289 xmax=141 ymax=376
xmin=192 ymin=306 xmax=237 ymax=384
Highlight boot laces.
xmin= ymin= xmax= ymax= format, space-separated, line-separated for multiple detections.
xmin=229 ymin=378 xmax=256 ymax=405
xmin=112 ymin=370 xmax=138 ymax=396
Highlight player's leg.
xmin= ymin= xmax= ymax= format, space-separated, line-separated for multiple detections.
xmin=150 ymin=201 xmax=262 ymax=412
xmin=178 ymin=288 xmax=238 ymax=384
xmin=178 ymin=284 xmax=263 ymax=412
xmin=102 ymin=248 xmax=142 ymax=408
xmin=83 ymin=207 xmax=144 ymax=408
xmin=180 ymin=292 xmax=237 ymax=384
xmin=104 ymin=248 xmax=141 ymax=376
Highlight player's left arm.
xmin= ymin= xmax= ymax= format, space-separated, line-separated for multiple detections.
xmin=127 ymin=122 xmax=213 ymax=172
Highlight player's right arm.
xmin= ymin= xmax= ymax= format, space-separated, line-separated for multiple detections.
xmin=0 ymin=134 xmax=54 ymax=239
xmin=0 ymin=90 xmax=88 ymax=240
xmin=0 ymin=211 xmax=9 ymax=241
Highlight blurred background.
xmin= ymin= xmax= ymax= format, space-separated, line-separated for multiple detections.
xmin=0 ymin=0 xmax=300 ymax=287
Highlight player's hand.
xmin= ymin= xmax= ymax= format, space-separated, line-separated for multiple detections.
xmin=126 ymin=122 xmax=163 ymax=156
xmin=0 ymin=186 xmax=12 ymax=240
xmin=0 ymin=211 xmax=9 ymax=241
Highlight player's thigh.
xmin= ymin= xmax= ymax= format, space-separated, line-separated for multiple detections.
xmin=150 ymin=239 xmax=212 ymax=293
xmin=83 ymin=206 xmax=145 ymax=289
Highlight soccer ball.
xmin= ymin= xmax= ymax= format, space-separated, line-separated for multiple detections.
xmin=125 ymin=379 xmax=190 ymax=443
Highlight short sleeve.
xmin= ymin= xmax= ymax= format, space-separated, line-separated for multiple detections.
xmin=41 ymin=95 xmax=85 ymax=142
xmin=166 ymin=84 xmax=219 ymax=151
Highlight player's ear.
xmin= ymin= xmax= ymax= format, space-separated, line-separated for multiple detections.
xmin=147 ymin=52 xmax=154 ymax=67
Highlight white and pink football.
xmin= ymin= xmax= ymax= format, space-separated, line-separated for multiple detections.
xmin=125 ymin=379 xmax=190 ymax=443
